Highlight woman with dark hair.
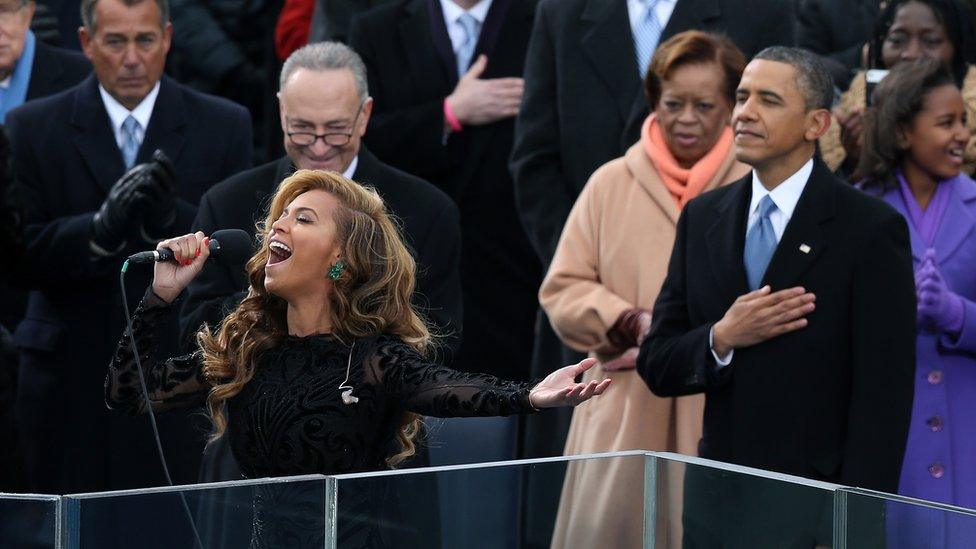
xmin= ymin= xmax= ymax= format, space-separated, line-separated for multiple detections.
xmin=859 ymin=59 xmax=976 ymax=543
xmin=541 ymin=31 xmax=750 ymax=549
xmin=105 ymin=169 xmax=610 ymax=546
xmin=822 ymin=0 xmax=976 ymax=174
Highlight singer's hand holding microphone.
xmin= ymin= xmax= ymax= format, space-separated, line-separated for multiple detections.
xmin=150 ymin=232 xmax=210 ymax=303
xmin=129 ymin=229 xmax=252 ymax=303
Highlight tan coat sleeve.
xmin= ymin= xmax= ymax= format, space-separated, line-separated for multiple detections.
xmin=539 ymin=166 xmax=633 ymax=355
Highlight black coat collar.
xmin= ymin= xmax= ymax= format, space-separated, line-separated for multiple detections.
xmin=69 ymin=74 xmax=187 ymax=194
xmin=706 ymin=156 xmax=835 ymax=301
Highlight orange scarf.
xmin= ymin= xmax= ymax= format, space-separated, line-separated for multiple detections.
xmin=641 ymin=114 xmax=734 ymax=209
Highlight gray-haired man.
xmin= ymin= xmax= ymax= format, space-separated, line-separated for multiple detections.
xmin=180 ymin=41 xmax=462 ymax=362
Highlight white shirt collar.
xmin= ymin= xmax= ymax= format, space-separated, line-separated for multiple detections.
xmin=342 ymin=155 xmax=359 ymax=180
xmin=749 ymin=158 xmax=814 ymax=223
xmin=99 ymin=81 xmax=161 ymax=137
xmin=0 ymin=76 xmax=10 ymax=89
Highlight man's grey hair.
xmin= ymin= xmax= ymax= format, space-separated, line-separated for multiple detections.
xmin=81 ymin=0 xmax=170 ymax=32
xmin=753 ymin=46 xmax=834 ymax=111
xmin=279 ymin=42 xmax=369 ymax=101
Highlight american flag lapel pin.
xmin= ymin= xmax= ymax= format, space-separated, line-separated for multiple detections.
xmin=799 ymin=244 xmax=811 ymax=254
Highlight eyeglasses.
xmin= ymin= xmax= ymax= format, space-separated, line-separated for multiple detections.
xmin=286 ymin=102 xmax=366 ymax=148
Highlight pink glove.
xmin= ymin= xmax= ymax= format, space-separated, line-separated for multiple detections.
xmin=916 ymin=250 xmax=964 ymax=336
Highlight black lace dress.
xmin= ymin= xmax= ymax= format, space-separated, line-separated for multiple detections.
xmin=105 ymin=291 xmax=538 ymax=547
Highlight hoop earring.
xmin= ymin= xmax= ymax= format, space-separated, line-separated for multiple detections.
xmin=328 ymin=261 xmax=345 ymax=280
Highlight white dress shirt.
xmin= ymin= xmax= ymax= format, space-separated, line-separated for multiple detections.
xmin=99 ymin=82 xmax=161 ymax=153
xmin=626 ymin=0 xmax=677 ymax=35
xmin=342 ymin=156 xmax=359 ymax=180
xmin=711 ymin=158 xmax=815 ymax=366
xmin=439 ymin=0 xmax=493 ymax=55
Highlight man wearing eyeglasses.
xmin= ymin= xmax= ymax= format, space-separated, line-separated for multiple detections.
xmin=180 ymin=39 xmax=462 ymax=369
xmin=0 ymin=0 xmax=90 ymax=122
xmin=5 ymin=0 xmax=252 ymax=493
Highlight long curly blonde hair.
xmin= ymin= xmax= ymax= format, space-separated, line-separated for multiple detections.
xmin=197 ymin=169 xmax=430 ymax=466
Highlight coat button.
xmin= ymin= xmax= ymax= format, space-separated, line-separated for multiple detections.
xmin=928 ymin=370 xmax=944 ymax=385
xmin=926 ymin=416 xmax=943 ymax=432
xmin=928 ymin=462 xmax=945 ymax=479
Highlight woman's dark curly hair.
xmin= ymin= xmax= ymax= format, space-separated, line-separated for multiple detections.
xmin=857 ymin=59 xmax=958 ymax=188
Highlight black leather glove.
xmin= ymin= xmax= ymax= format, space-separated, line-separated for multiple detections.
xmin=90 ymin=164 xmax=156 ymax=255
xmin=140 ymin=150 xmax=178 ymax=240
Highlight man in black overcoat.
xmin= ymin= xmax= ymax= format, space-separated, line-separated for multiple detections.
xmin=347 ymin=0 xmax=541 ymax=383
xmin=6 ymin=0 xmax=252 ymax=492
xmin=637 ymin=47 xmax=916 ymax=546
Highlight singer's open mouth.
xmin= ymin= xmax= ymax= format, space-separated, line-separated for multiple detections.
xmin=268 ymin=241 xmax=293 ymax=265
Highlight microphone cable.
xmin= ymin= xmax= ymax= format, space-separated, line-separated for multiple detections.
xmin=120 ymin=260 xmax=205 ymax=549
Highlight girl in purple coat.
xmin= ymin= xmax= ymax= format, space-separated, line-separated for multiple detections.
xmin=859 ymin=59 xmax=976 ymax=544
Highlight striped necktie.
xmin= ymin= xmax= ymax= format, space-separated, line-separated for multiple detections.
xmin=456 ymin=13 xmax=480 ymax=78
xmin=120 ymin=115 xmax=141 ymax=169
xmin=633 ymin=0 xmax=662 ymax=78
xmin=744 ymin=195 xmax=779 ymax=290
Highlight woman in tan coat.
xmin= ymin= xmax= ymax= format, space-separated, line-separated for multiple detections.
xmin=543 ymin=32 xmax=750 ymax=549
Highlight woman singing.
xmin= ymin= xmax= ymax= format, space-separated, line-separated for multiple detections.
xmin=105 ymin=169 xmax=609 ymax=546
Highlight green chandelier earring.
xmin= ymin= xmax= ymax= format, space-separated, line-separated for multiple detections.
xmin=328 ymin=261 xmax=346 ymax=280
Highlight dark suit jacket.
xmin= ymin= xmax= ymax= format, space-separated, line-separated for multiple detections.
xmin=0 ymin=42 xmax=89 ymax=331
xmin=5 ymin=73 xmax=252 ymax=493
xmin=26 ymin=41 xmax=91 ymax=101
xmin=178 ymin=149 xmax=463 ymax=359
xmin=310 ymin=0 xmax=399 ymax=43
xmin=511 ymin=0 xmax=798 ymax=264
xmin=348 ymin=0 xmax=542 ymax=379
xmin=637 ymin=158 xmax=916 ymax=493
xmin=798 ymin=0 xmax=878 ymax=87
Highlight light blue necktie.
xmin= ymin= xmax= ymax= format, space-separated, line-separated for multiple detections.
xmin=744 ymin=195 xmax=779 ymax=290
xmin=120 ymin=115 xmax=141 ymax=169
xmin=633 ymin=0 xmax=662 ymax=78
xmin=456 ymin=13 xmax=480 ymax=78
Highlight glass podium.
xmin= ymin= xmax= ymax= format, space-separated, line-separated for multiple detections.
xmin=3 ymin=451 xmax=973 ymax=547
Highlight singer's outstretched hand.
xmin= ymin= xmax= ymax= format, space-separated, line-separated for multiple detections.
xmin=528 ymin=358 xmax=612 ymax=409
xmin=152 ymin=232 xmax=210 ymax=303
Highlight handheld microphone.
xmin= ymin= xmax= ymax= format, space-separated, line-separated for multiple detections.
xmin=127 ymin=229 xmax=254 ymax=265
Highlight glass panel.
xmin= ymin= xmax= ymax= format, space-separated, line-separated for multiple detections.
xmin=647 ymin=452 xmax=841 ymax=549
xmin=841 ymin=488 xmax=976 ymax=549
xmin=330 ymin=451 xmax=649 ymax=549
xmin=62 ymin=475 xmax=330 ymax=549
xmin=0 ymin=493 xmax=59 ymax=548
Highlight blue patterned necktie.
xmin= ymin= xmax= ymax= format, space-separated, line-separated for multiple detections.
xmin=456 ymin=13 xmax=480 ymax=78
xmin=633 ymin=0 xmax=662 ymax=78
xmin=120 ymin=115 xmax=141 ymax=169
xmin=744 ymin=195 xmax=779 ymax=290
